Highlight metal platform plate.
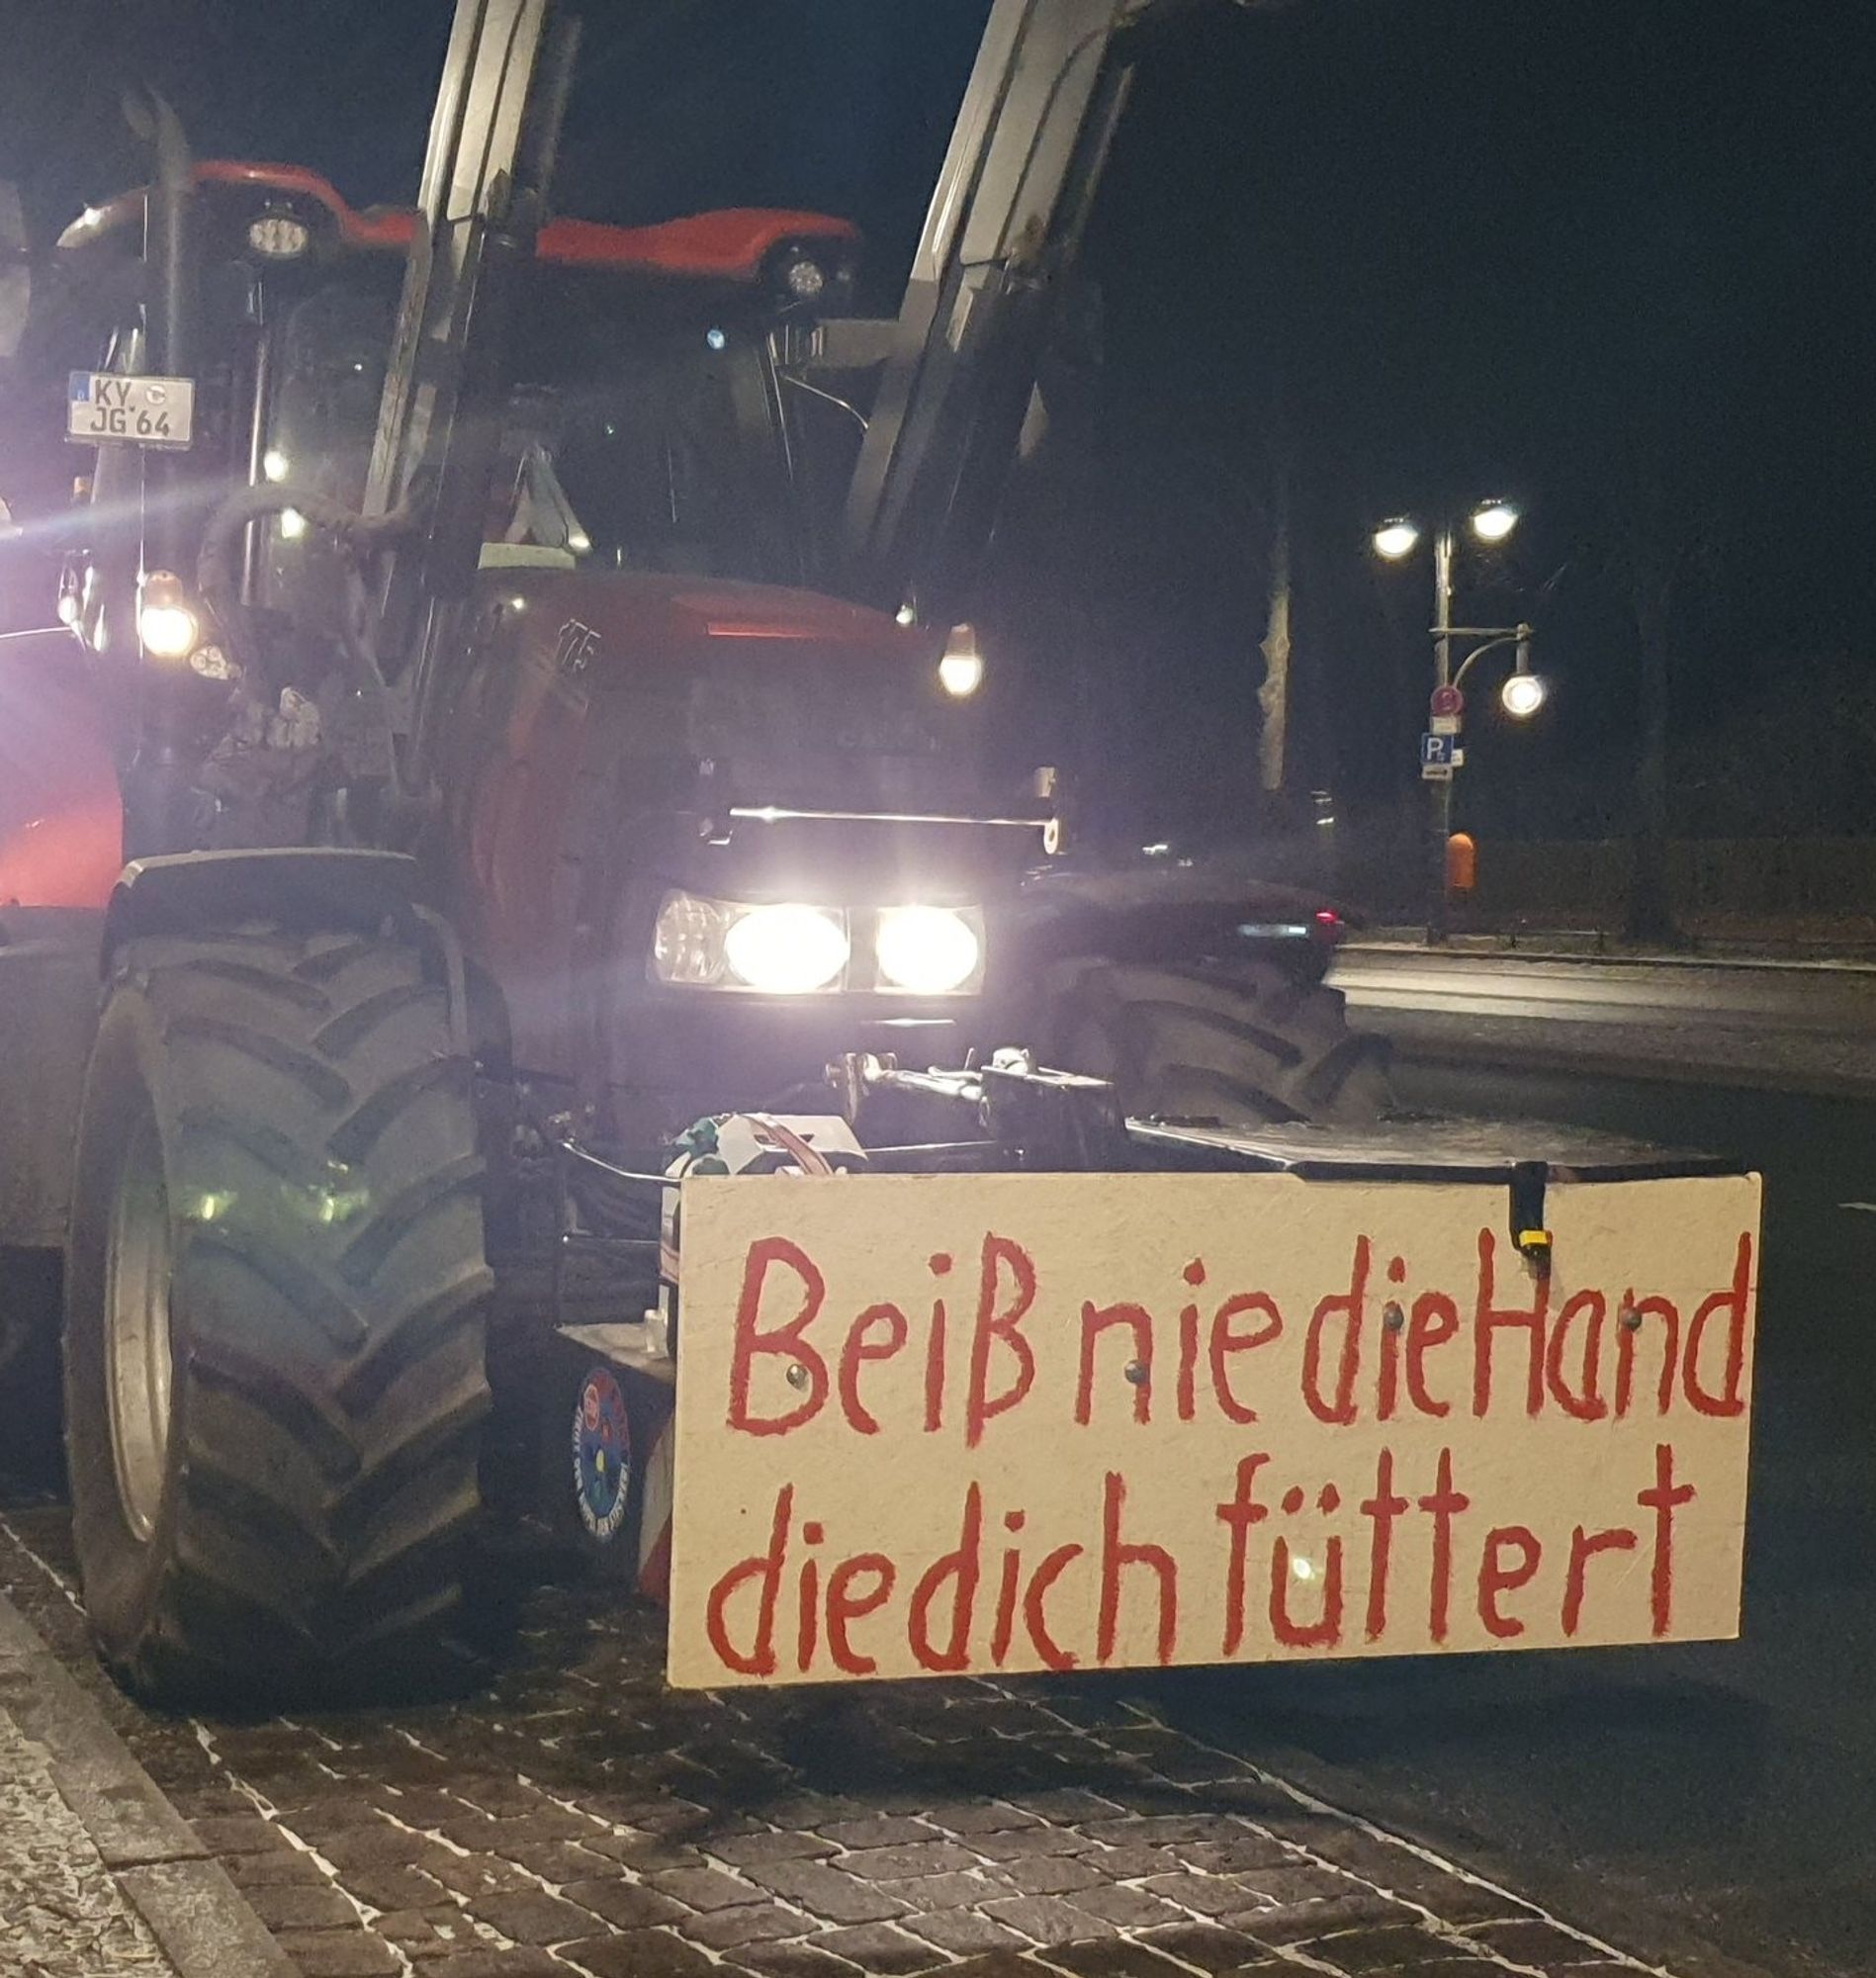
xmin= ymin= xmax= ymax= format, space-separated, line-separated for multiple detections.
xmin=1125 ymin=1115 xmax=1742 ymax=1186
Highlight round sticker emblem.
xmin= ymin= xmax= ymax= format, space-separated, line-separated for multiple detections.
xmin=572 ymin=1368 xmax=631 ymax=1543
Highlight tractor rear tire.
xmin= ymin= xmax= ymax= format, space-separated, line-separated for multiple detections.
xmin=63 ymin=926 xmax=491 ymax=1703
xmin=1048 ymin=956 xmax=1391 ymax=1125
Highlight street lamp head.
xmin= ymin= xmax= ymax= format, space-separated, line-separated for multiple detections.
xmin=1500 ymin=670 xmax=1547 ymax=719
xmin=1471 ymin=499 xmax=1519 ymax=544
xmin=1372 ymin=517 xmax=1421 ymax=560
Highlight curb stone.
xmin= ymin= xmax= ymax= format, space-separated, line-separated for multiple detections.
xmin=0 ymin=1588 xmax=296 ymax=1978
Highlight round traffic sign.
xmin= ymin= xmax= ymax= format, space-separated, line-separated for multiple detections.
xmin=1430 ymin=683 xmax=1465 ymax=718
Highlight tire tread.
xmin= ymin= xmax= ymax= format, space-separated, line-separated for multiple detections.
xmin=1052 ymin=956 xmax=1391 ymax=1124
xmin=69 ymin=929 xmax=491 ymax=1701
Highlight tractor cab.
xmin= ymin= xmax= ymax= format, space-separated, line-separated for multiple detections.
xmin=55 ymin=162 xmax=870 ymax=678
xmin=44 ymin=156 xmax=1035 ymax=1128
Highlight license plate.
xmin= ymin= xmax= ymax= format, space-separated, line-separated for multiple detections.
xmin=66 ymin=372 xmax=195 ymax=450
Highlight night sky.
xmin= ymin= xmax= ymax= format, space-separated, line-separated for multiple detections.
xmin=3 ymin=0 xmax=1870 ymax=844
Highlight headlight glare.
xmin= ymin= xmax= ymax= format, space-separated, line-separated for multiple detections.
xmin=139 ymin=604 xmax=198 ymax=657
xmin=876 ymin=907 xmax=983 ymax=995
xmin=652 ymin=891 xmax=984 ymax=995
xmin=724 ymin=905 xmax=849 ymax=994
xmin=938 ymin=623 xmax=985 ymax=698
xmin=136 ymin=571 xmax=200 ymax=660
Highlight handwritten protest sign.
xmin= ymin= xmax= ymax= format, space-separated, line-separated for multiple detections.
xmin=667 ymin=1171 xmax=1759 ymax=1687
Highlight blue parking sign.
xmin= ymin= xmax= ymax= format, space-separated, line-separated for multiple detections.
xmin=1420 ymin=733 xmax=1457 ymax=767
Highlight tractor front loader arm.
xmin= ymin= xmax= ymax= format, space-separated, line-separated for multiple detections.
xmin=834 ymin=0 xmax=1267 ymax=623
xmin=360 ymin=0 xmax=578 ymax=788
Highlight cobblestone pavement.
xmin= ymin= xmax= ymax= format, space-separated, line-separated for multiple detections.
xmin=0 ymin=1507 xmax=1692 ymax=1978
xmin=0 ymin=1707 xmax=178 ymax=1976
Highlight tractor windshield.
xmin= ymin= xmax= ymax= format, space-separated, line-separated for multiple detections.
xmin=262 ymin=278 xmax=801 ymax=597
xmin=519 ymin=318 xmax=799 ymax=584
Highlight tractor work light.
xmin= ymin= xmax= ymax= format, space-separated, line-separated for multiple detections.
xmin=188 ymin=644 xmax=237 ymax=682
xmin=875 ymin=906 xmax=984 ymax=996
xmin=136 ymin=571 xmax=200 ymax=661
xmin=247 ymin=214 xmax=311 ymax=260
xmin=938 ymin=624 xmax=985 ymax=698
xmin=782 ymin=253 xmax=827 ymax=301
xmin=653 ymin=891 xmax=849 ymax=994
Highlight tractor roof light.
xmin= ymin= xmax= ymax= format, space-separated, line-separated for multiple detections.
xmin=772 ymin=239 xmax=855 ymax=312
xmin=136 ymin=571 xmax=201 ymax=661
xmin=782 ymin=252 xmax=827 ymax=302
xmin=247 ymin=213 xmax=311 ymax=260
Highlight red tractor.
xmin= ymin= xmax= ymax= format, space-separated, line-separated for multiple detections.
xmin=2 ymin=3 xmax=1735 ymax=1704
xmin=0 ymin=1 xmax=1380 ymax=1697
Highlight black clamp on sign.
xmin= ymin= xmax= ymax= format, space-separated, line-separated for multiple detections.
xmin=1510 ymin=1159 xmax=1553 ymax=1270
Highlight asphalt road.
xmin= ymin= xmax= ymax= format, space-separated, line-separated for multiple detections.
xmin=1332 ymin=945 xmax=1876 ymax=1097
xmin=1146 ymin=1027 xmax=1875 ymax=1978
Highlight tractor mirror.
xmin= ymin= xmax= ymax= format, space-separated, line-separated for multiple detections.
xmin=0 ymin=182 xmax=29 ymax=362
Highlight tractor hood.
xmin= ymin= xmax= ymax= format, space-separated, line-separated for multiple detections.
xmin=480 ymin=567 xmax=938 ymax=674
xmin=468 ymin=568 xmax=996 ymax=808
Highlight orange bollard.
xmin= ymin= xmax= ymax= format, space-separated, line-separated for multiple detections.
xmin=1446 ymin=832 xmax=1477 ymax=895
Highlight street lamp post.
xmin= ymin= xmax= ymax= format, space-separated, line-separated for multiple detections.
xmin=1433 ymin=523 xmax=1455 ymax=703
xmin=1373 ymin=501 xmax=1543 ymax=944
xmin=1431 ymin=524 xmax=1456 ymax=941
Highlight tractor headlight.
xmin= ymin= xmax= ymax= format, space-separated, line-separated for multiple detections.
xmin=725 ymin=905 xmax=849 ymax=994
xmin=653 ymin=891 xmax=849 ymax=994
xmin=136 ymin=571 xmax=201 ymax=661
xmin=875 ymin=906 xmax=984 ymax=995
xmin=652 ymin=893 xmax=986 ymax=996
xmin=652 ymin=892 xmax=728 ymax=985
